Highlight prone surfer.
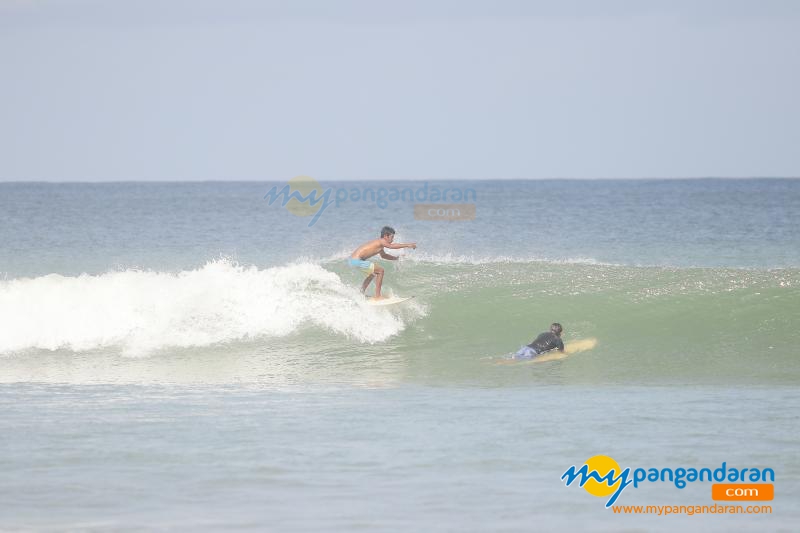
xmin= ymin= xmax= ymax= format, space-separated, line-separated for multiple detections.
xmin=348 ymin=226 xmax=416 ymax=300
xmin=514 ymin=323 xmax=565 ymax=359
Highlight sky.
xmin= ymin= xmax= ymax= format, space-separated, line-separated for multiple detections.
xmin=1 ymin=0 xmax=799 ymax=181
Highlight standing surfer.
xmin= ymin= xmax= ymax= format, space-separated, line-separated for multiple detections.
xmin=348 ymin=226 xmax=416 ymax=300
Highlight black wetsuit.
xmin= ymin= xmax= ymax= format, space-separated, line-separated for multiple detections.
xmin=527 ymin=332 xmax=564 ymax=354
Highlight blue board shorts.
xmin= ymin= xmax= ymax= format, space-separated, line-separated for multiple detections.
xmin=348 ymin=258 xmax=375 ymax=275
xmin=513 ymin=346 xmax=540 ymax=359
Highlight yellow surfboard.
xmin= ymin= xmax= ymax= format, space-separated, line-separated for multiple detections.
xmin=565 ymin=337 xmax=598 ymax=355
xmin=531 ymin=337 xmax=598 ymax=362
xmin=495 ymin=337 xmax=598 ymax=364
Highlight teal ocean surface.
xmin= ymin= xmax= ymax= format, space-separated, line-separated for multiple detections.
xmin=1 ymin=179 xmax=798 ymax=531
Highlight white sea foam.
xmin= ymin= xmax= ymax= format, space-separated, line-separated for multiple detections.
xmin=0 ymin=259 xmax=415 ymax=356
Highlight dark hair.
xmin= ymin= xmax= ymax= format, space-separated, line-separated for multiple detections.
xmin=550 ymin=323 xmax=563 ymax=336
xmin=381 ymin=226 xmax=395 ymax=237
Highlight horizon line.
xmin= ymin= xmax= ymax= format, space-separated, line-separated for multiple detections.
xmin=1 ymin=176 xmax=799 ymax=184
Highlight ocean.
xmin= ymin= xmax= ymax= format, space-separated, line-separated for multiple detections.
xmin=1 ymin=179 xmax=798 ymax=531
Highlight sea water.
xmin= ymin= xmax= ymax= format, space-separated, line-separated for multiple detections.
xmin=1 ymin=180 xmax=798 ymax=531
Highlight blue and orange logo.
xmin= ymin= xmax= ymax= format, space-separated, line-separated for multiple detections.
xmin=562 ymin=456 xmax=775 ymax=508
xmin=562 ymin=455 xmax=632 ymax=507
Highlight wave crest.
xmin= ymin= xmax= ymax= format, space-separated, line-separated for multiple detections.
xmin=0 ymin=259 xmax=416 ymax=356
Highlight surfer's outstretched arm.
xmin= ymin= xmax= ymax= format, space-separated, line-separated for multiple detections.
xmin=385 ymin=242 xmax=417 ymax=250
xmin=380 ymin=251 xmax=398 ymax=260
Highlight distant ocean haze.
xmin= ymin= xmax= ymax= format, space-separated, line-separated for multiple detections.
xmin=1 ymin=179 xmax=798 ymax=277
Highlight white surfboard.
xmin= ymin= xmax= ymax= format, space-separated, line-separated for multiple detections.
xmin=365 ymin=296 xmax=415 ymax=307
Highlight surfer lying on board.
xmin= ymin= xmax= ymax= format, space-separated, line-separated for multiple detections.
xmin=348 ymin=226 xmax=416 ymax=300
xmin=514 ymin=323 xmax=564 ymax=359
